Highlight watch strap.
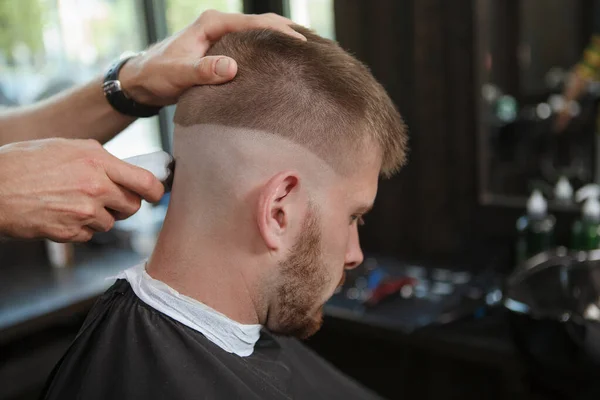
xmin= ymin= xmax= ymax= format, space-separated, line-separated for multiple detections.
xmin=103 ymin=56 xmax=161 ymax=118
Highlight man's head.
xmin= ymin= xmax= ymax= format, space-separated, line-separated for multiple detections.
xmin=168 ymin=26 xmax=407 ymax=338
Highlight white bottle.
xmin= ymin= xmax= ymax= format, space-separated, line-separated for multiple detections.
xmin=575 ymin=184 xmax=600 ymax=206
xmin=527 ymin=189 xmax=548 ymax=218
xmin=516 ymin=190 xmax=555 ymax=263
xmin=572 ymin=184 xmax=600 ymax=250
xmin=45 ymin=240 xmax=74 ymax=268
xmin=554 ymin=176 xmax=573 ymax=205
xmin=582 ymin=196 xmax=600 ymax=223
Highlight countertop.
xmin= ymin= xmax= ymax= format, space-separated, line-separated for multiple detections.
xmin=0 ymin=244 xmax=143 ymax=344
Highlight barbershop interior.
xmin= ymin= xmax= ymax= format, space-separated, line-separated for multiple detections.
xmin=6 ymin=0 xmax=600 ymax=399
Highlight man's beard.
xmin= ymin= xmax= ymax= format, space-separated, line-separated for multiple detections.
xmin=271 ymin=207 xmax=330 ymax=339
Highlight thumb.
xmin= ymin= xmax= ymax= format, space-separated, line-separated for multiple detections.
xmin=192 ymin=56 xmax=238 ymax=84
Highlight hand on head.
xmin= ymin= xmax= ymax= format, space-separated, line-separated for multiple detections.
xmin=119 ymin=10 xmax=306 ymax=106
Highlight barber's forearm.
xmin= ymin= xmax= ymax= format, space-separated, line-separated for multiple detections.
xmin=0 ymin=77 xmax=135 ymax=146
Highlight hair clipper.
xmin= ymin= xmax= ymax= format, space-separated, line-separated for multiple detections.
xmin=122 ymin=150 xmax=175 ymax=193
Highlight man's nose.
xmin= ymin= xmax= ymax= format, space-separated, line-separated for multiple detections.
xmin=344 ymin=226 xmax=364 ymax=270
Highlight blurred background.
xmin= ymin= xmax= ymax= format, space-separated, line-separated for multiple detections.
xmin=5 ymin=0 xmax=600 ymax=399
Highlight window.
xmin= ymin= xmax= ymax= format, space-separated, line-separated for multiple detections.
xmin=166 ymin=0 xmax=243 ymax=33
xmin=285 ymin=0 xmax=335 ymax=40
xmin=0 ymin=0 xmax=162 ymax=159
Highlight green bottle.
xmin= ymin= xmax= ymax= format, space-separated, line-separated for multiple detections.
xmin=516 ymin=190 xmax=556 ymax=264
xmin=571 ymin=185 xmax=600 ymax=251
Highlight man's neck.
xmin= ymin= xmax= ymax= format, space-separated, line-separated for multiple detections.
xmin=146 ymin=212 xmax=265 ymax=326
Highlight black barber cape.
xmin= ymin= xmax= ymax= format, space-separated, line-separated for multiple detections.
xmin=41 ymin=280 xmax=382 ymax=400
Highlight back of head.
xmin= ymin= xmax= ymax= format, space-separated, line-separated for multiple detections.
xmin=174 ymin=26 xmax=408 ymax=177
xmin=155 ymin=27 xmax=409 ymax=335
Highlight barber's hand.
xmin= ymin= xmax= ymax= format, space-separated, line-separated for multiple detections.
xmin=119 ymin=10 xmax=306 ymax=106
xmin=0 ymin=139 xmax=164 ymax=242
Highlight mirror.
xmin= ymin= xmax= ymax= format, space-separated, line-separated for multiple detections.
xmin=476 ymin=0 xmax=600 ymax=209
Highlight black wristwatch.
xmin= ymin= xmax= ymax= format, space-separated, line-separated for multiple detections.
xmin=102 ymin=54 xmax=161 ymax=118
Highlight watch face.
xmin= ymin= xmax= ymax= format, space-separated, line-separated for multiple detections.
xmin=103 ymin=80 xmax=122 ymax=96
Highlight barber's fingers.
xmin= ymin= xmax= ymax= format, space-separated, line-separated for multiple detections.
xmin=261 ymin=12 xmax=306 ymax=31
xmin=192 ymin=56 xmax=238 ymax=84
xmin=199 ymin=11 xmax=307 ymax=42
xmin=102 ymin=185 xmax=142 ymax=221
xmin=85 ymin=208 xmax=116 ymax=233
xmin=244 ymin=13 xmax=307 ymax=40
xmin=69 ymin=227 xmax=95 ymax=243
xmin=102 ymin=155 xmax=164 ymax=203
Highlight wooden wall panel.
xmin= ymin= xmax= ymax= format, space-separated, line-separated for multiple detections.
xmin=335 ymin=0 xmax=480 ymax=261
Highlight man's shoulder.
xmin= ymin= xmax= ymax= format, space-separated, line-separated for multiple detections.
xmin=62 ymin=279 xmax=232 ymax=366
xmin=41 ymin=280 xmax=252 ymax=400
xmin=269 ymin=335 xmax=384 ymax=400
xmin=78 ymin=279 xmax=211 ymax=346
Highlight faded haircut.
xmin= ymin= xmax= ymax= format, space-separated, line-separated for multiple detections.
xmin=174 ymin=26 xmax=408 ymax=177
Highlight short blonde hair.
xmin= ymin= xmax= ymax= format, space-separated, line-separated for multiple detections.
xmin=174 ymin=26 xmax=408 ymax=177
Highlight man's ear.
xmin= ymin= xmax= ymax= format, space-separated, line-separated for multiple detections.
xmin=256 ymin=171 xmax=301 ymax=251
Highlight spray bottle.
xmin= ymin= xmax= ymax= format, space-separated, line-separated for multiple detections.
xmin=554 ymin=176 xmax=573 ymax=206
xmin=516 ymin=190 xmax=556 ymax=264
xmin=571 ymin=184 xmax=600 ymax=251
